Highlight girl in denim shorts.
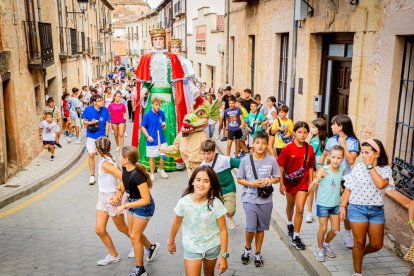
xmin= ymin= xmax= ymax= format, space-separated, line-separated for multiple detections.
xmin=168 ymin=166 xmax=229 ymax=276
xmin=116 ymin=146 xmax=160 ymax=276
xmin=340 ymin=139 xmax=394 ymax=276
xmin=308 ymin=145 xmax=344 ymax=262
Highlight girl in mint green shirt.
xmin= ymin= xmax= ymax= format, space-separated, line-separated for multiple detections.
xmin=168 ymin=166 xmax=229 ymax=275
xmin=308 ymin=145 xmax=344 ymax=262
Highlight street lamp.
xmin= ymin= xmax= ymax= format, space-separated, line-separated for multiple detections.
xmin=67 ymin=0 xmax=89 ymax=14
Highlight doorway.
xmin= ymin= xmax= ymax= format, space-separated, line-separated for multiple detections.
xmin=320 ymin=33 xmax=354 ymax=133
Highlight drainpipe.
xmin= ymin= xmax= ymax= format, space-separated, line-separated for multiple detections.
xmin=37 ymin=0 xmax=42 ymax=21
xmin=288 ymin=0 xmax=298 ymax=119
xmin=184 ymin=0 xmax=187 ymax=58
xmin=225 ymin=0 xmax=230 ymax=85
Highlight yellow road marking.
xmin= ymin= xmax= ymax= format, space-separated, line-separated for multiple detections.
xmin=0 ymin=159 xmax=88 ymax=219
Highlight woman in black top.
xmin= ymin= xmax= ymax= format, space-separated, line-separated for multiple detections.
xmin=115 ymin=146 xmax=160 ymax=276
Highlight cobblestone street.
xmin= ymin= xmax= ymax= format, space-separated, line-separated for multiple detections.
xmin=0 ymin=123 xmax=307 ymax=276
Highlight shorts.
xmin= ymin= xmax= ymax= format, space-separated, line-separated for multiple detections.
xmin=96 ymin=192 xmax=128 ymax=217
xmin=111 ymin=121 xmax=126 ymax=126
xmin=223 ymin=192 xmax=236 ymax=214
xmin=63 ymin=118 xmax=68 ymax=123
xmin=86 ymin=137 xmax=97 ymax=153
xmin=184 ymin=244 xmax=220 ymax=260
xmin=71 ymin=117 xmax=81 ymax=127
xmin=227 ymin=129 xmax=242 ymax=140
xmin=347 ymin=203 xmax=385 ymax=224
xmin=146 ymin=143 xmax=167 ymax=157
xmin=43 ymin=141 xmax=56 ymax=146
xmin=316 ymin=204 xmax=340 ymax=217
xmin=243 ymin=202 xmax=273 ymax=232
xmin=285 ymin=182 xmax=308 ymax=195
xmin=241 ymin=128 xmax=248 ymax=142
xmin=276 ymin=148 xmax=283 ymax=156
xmin=127 ymin=197 xmax=155 ymax=219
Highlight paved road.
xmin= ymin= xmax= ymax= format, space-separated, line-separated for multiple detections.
xmin=0 ymin=123 xmax=308 ymax=276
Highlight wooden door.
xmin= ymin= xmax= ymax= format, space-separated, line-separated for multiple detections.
xmin=331 ymin=61 xmax=352 ymax=117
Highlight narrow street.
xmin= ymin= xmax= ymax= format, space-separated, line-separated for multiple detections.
xmin=0 ymin=123 xmax=307 ymax=276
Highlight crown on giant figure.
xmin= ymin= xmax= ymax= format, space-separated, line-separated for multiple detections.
xmin=169 ymin=37 xmax=182 ymax=47
xmin=149 ymin=28 xmax=166 ymax=38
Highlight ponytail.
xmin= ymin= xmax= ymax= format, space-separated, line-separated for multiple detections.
xmin=121 ymin=146 xmax=153 ymax=189
xmin=134 ymin=163 xmax=153 ymax=189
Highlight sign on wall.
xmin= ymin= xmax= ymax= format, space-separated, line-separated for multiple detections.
xmin=196 ymin=25 xmax=206 ymax=54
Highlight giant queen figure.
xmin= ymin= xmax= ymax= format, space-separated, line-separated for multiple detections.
xmin=131 ymin=28 xmax=188 ymax=171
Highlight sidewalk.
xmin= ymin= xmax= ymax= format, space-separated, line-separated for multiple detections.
xmin=0 ymin=136 xmax=86 ymax=209
xmin=214 ymin=136 xmax=412 ymax=276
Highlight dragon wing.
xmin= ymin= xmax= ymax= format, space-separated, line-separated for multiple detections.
xmin=208 ymin=99 xmax=221 ymax=121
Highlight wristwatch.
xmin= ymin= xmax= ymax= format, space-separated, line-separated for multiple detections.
xmin=367 ymin=164 xmax=374 ymax=170
xmin=219 ymin=252 xmax=229 ymax=259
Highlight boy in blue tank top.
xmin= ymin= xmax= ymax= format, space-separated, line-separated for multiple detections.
xmin=309 ymin=145 xmax=345 ymax=262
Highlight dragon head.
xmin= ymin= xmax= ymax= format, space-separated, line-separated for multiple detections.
xmin=181 ymin=96 xmax=220 ymax=137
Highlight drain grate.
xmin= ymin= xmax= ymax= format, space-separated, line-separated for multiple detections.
xmin=4 ymin=185 xmax=20 ymax=188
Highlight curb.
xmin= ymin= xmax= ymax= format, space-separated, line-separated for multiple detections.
xmin=215 ymin=140 xmax=331 ymax=276
xmin=0 ymin=146 xmax=86 ymax=210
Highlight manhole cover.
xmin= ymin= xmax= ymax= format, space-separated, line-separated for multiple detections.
xmin=4 ymin=185 xmax=20 ymax=188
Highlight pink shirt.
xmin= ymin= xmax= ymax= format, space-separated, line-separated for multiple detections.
xmin=108 ymin=103 xmax=126 ymax=124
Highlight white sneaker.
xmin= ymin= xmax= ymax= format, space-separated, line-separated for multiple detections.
xmin=97 ymin=254 xmax=120 ymax=266
xmin=305 ymin=211 xmax=313 ymax=223
xmin=89 ymin=175 xmax=96 ymax=185
xmin=128 ymin=248 xmax=135 ymax=258
xmin=315 ymin=249 xmax=325 ymax=262
xmin=344 ymin=232 xmax=354 ymax=249
xmin=157 ymin=168 xmax=168 ymax=179
xmin=150 ymin=173 xmax=155 ymax=182
xmin=115 ymin=147 xmax=120 ymax=152
xmin=75 ymin=139 xmax=81 ymax=144
xmin=227 ymin=217 xmax=236 ymax=230
xmin=67 ymin=137 xmax=71 ymax=143
xmin=124 ymin=132 xmax=128 ymax=137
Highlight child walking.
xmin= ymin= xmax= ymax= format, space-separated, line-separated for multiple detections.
xmin=245 ymin=101 xmax=267 ymax=148
xmin=224 ymin=96 xmax=245 ymax=156
xmin=318 ymin=115 xmax=360 ymax=249
xmin=168 ymin=166 xmax=229 ymax=276
xmin=141 ymin=97 xmax=169 ymax=182
xmin=94 ymin=137 xmax=131 ymax=266
xmin=278 ymin=121 xmax=315 ymax=250
xmin=116 ymin=146 xmax=160 ymax=276
xmin=235 ymin=98 xmax=250 ymax=157
xmin=39 ymin=112 xmax=60 ymax=160
xmin=271 ymin=105 xmax=293 ymax=156
xmin=200 ymin=140 xmax=241 ymax=230
xmin=308 ymin=145 xmax=345 ymax=262
xmin=305 ymin=118 xmax=329 ymax=223
xmin=264 ymin=96 xmax=278 ymax=157
xmin=237 ymin=132 xmax=280 ymax=267
xmin=340 ymin=139 xmax=393 ymax=276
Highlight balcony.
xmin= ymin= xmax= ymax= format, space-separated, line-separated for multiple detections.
xmin=24 ymin=21 xmax=54 ymax=69
xmin=92 ymin=42 xmax=103 ymax=58
xmin=58 ymin=27 xmax=82 ymax=59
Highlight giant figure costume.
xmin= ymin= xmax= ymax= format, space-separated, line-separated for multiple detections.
xmin=169 ymin=38 xmax=196 ymax=111
xmin=131 ymin=28 xmax=188 ymax=171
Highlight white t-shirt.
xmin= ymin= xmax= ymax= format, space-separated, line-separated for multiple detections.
xmin=98 ymin=157 xmax=119 ymax=193
xmin=39 ymin=120 xmax=60 ymax=141
xmin=344 ymin=163 xmax=394 ymax=206
xmin=174 ymin=194 xmax=227 ymax=253
xmin=266 ymin=106 xmax=277 ymax=124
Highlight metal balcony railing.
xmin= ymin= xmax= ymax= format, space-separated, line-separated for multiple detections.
xmin=24 ymin=21 xmax=54 ymax=69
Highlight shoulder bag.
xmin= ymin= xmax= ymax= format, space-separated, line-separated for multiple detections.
xmin=249 ymin=154 xmax=274 ymax=198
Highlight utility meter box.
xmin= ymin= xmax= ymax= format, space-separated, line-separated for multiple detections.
xmin=314 ymin=95 xmax=322 ymax=113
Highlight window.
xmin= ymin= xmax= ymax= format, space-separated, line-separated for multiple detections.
xmin=278 ymin=33 xmax=289 ymax=105
xmin=248 ymin=35 xmax=255 ymax=91
xmin=393 ymin=36 xmax=414 ymax=198
xmin=196 ymin=26 xmax=206 ymax=54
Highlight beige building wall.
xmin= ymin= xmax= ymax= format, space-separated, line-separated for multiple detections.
xmin=187 ymin=7 xmax=225 ymax=89
xmin=227 ymin=1 xmax=294 ymax=98
xmin=0 ymin=0 xmax=113 ymax=182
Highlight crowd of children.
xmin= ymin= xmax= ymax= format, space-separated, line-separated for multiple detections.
xmin=42 ymin=79 xmax=394 ymax=276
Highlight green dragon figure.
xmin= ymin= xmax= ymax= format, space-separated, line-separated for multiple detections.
xmin=161 ymin=96 xmax=220 ymax=176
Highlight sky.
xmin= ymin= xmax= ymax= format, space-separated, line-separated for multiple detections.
xmin=147 ymin=0 xmax=162 ymax=9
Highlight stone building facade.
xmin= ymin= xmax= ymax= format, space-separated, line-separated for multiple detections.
xmin=226 ymin=0 xmax=414 ymax=257
xmin=0 ymin=0 xmax=114 ymax=183
xmin=187 ymin=7 xmax=225 ymax=89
